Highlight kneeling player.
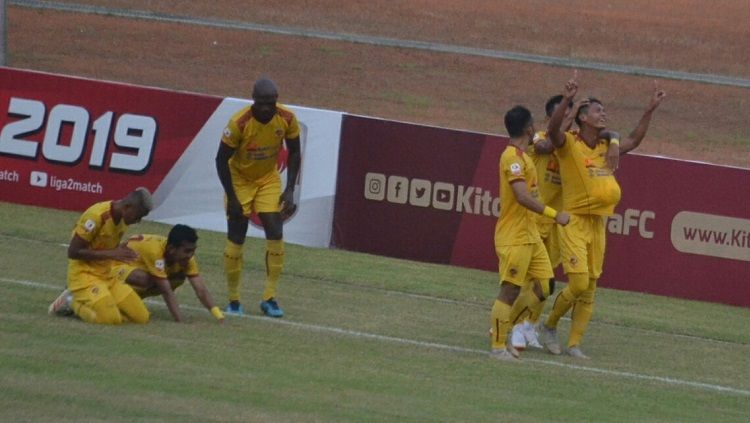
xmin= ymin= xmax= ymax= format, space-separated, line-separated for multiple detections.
xmin=112 ymin=224 xmax=225 ymax=323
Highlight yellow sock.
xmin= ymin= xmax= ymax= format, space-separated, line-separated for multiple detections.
xmin=510 ymin=283 xmax=542 ymax=326
xmin=569 ymin=279 xmax=597 ymax=347
xmin=224 ymin=240 xmax=244 ymax=302
xmin=262 ymin=240 xmax=284 ymax=301
xmin=545 ymin=272 xmax=587 ymax=328
xmin=527 ymin=297 xmax=545 ymax=324
xmin=544 ymin=289 xmax=574 ymax=328
xmin=490 ymin=299 xmax=513 ymax=349
xmin=524 ymin=279 xmax=548 ymax=324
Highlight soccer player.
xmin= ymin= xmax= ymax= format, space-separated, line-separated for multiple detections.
xmin=539 ymin=73 xmax=666 ymax=358
xmin=111 ymin=224 xmax=225 ymax=323
xmin=491 ymin=105 xmax=570 ymax=361
xmin=509 ymin=95 xmax=569 ymax=351
xmin=509 ymin=95 xmax=609 ymax=350
xmin=48 ymin=188 xmax=153 ymax=324
xmin=216 ymin=78 xmax=301 ymax=318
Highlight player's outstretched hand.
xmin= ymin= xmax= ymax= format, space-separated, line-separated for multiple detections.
xmin=648 ymin=80 xmax=666 ymax=112
xmin=556 ymin=211 xmax=571 ymax=226
xmin=563 ymin=70 xmax=579 ymax=99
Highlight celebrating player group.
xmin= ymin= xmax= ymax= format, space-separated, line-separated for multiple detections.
xmin=490 ymin=71 xmax=666 ymax=360
xmin=45 ymin=70 xmax=668 ymax=364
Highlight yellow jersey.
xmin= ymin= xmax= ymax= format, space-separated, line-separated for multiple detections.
xmin=67 ymin=201 xmax=128 ymax=291
xmin=527 ymin=130 xmax=562 ymax=223
xmin=557 ymin=131 xmax=621 ymax=216
xmin=495 ymin=145 xmax=541 ymax=246
xmin=221 ymin=104 xmax=301 ymax=182
xmin=123 ymin=234 xmax=199 ymax=291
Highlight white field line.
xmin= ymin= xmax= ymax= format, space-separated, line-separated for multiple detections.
xmin=2 ymin=233 xmax=746 ymax=347
xmin=3 ymin=276 xmax=749 ymax=397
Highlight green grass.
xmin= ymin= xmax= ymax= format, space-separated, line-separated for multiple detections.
xmin=1 ymin=201 xmax=749 ymax=422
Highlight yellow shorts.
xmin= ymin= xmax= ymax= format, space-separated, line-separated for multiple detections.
xmin=111 ymin=264 xmax=135 ymax=284
xmin=496 ymin=241 xmax=554 ymax=286
xmin=111 ymin=264 xmax=185 ymax=298
xmin=227 ymin=169 xmax=282 ymax=216
xmin=71 ymin=278 xmax=137 ymax=308
xmin=71 ymin=280 xmax=114 ymax=308
xmin=559 ymin=214 xmax=607 ymax=278
xmin=537 ymin=220 xmax=561 ymax=268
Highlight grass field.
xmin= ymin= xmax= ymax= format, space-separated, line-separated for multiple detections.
xmin=1 ymin=201 xmax=749 ymax=422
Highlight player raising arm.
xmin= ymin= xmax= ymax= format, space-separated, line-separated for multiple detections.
xmin=603 ymin=81 xmax=667 ymax=168
xmin=539 ymin=72 xmax=665 ymax=358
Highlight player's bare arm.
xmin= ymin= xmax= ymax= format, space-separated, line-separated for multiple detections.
xmin=561 ymin=97 xmax=588 ymax=134
xmin=279 ymin=136 xmax=301 ymax=218
xmin=619 ymin=81 xmax=667 ymax=154
xmin=68 ymin=234 xmax=137 ymax=262
xmin=548 ymin=72 xmax=579 ymax=148
xmin=533 ymin=137 xmax=555 ymax=155
xmin=599 ymin=129 xmax=621 ymax=171
xmin=215 ymin=143 xmax=243 ymax=220
xmin=154 ymin=277 xmax=184 ymax=322
xmin=188 ymin=275 xmax=225 ymax=323
xmin=509 ymin=180 xmax=570 ymax=226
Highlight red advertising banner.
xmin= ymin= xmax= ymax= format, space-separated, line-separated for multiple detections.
xmin=333 ymin=115 xmax=750 ymax=308
xmin=607 ymin=155 xmax=750 ymax=307
xmin=333 ymin=115 xmax=502 ymax=266
xmin=0 ymin=67 xmax=222 ymax=210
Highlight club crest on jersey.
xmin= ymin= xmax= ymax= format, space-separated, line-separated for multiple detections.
xmin=84 ymin=219 xmax=96 ymax=232
xmin=155 ymin=259 xmax=165 ymax=271
xmin=510 ymin=162 xmax=522 ymax=176
xmin=223 ymin=127 xmax=232 ymax=138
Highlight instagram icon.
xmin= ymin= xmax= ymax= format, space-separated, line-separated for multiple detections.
xmin=364 ymin=172 xmax=386 ymax=201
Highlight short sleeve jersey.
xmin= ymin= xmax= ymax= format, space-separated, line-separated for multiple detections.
xmin=123 ymin=234 xmax=199 ymax=285
xmin=527 ymin=130 xmax=562 ymax=213
xmin=557 ymin=131 xmax=621 ymax=215
xmin=221 ymin=104 xmax=301 ymax=181
xmin=494 ymin=146 xmax=542 ymax=246
xmin=67 ymin=201 xmax=128 ymax=290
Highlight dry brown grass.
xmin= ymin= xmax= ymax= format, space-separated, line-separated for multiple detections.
xmin=7 ymin=2 xmax=750 ymax=167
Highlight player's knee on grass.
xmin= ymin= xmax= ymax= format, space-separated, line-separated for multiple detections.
xmin=76 ymin=297 xmax=123 ymax=325
xmin=118 ymin=291 xmax=150 ymax=324
xmin=110 ymin=282 xmax=150 ymax=323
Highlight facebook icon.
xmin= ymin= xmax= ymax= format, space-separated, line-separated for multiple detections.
xmin=386 ymin=175 xmax=409 ymax=204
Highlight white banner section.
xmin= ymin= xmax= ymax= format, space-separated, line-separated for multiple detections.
xmin=148 ymin=97 xmax=343 ymax=247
